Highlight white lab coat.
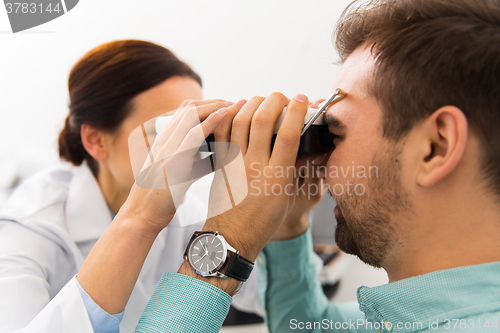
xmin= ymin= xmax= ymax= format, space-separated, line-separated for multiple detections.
xmin=0 ymin=162 xmax=261 ymax=333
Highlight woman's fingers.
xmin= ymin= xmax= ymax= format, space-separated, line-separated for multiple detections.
xmin=214 ymin=99 xmax=246 ymax=143
xmin=163 ymin=108 xmax=228 ymax=190
xmin=154 ymin=105 xmax=199 ymax=159
xmin=166 ymin=99 xmax=226 ymax=125
xmin=309 ymin=99 xmax=326 ymax=109
xmin=161 ymin=101 xmax=229 ymax=139
xmin=175 ymin=108 xmax=229 ymax=160
xmin=178 ymin=99 xmax=228 ymax=109
xmin=194 ymin=101 xmax=235 ymax=121
xmin=154 ymin=101 xmax=231 ymax=158
xmin=155 ymin=107 xmax=229 ymax=213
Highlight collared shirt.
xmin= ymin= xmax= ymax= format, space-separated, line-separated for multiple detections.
xmin=259 ymin=229 xmax=500 ymax=332
xmin=357 ymin=261 xmax=500 ymax=333
xmin=135 ymin=228 xmax=500 ymax=332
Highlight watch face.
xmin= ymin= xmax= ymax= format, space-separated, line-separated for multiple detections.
xmin=188 ymin=234 xmax=226 ymax=274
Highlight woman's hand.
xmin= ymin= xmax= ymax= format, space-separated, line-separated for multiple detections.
xmin=77 ymin=99 xmax=246 ymax=314
xmin=120 ymin=99 xmax=245 ymax=236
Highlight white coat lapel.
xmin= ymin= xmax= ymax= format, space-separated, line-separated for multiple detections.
xmin=65 ymin=162 xmax=112 ymax=244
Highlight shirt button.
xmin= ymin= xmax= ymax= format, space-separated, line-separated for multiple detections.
xmin=384 ymin=321 xmax=393 ymax=331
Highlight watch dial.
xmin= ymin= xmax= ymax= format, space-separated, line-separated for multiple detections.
xmin=189 ymin=234 xmax=225 ymax=272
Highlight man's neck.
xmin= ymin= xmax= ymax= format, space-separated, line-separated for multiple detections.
xmin=384 ymin=190 xmax=500 ymax=282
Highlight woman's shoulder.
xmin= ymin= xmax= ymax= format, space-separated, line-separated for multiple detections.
xmin=1 ymin=164 xmax=78 ymax=217
xmin=0 ymin=163 xmax=99 ymax=266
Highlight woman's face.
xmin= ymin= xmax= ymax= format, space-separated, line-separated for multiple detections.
xmin=102 ymin=76 xmax=203 ymax=193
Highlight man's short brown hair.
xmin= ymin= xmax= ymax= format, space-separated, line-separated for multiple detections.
xmin=334 ymin=0 xmax=500 ymax=194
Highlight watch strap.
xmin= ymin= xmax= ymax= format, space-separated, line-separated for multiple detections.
xmin=225 ymin=252 xmax=254 ymax=282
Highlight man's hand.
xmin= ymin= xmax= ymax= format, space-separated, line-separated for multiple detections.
xmin=273 ymin=155 xmax=327 ymax=241
xmin=271 ymin=98 xmax=327 ymax=240
xmin=179 ymin=93 xmax=310 ymax=295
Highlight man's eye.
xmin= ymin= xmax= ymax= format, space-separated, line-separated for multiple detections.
xmin=320 ymin=131 xmax=342 ymax=150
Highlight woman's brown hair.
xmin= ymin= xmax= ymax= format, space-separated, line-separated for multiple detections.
xmin=58 ymin=40 xmax=202 ymax=175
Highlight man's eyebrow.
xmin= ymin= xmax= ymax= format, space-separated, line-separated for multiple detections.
xmin=324 ymin=114 xmax=346 ymax=131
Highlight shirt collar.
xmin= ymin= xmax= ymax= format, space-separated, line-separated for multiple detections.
xmin=357 ymin=261 xmax=500 ymax=333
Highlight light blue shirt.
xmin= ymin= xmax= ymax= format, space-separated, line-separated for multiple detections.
xmin=76 ymin=273 xmax=232 ymax=333
xmin=135 ymin=273 xmax=232 ymax=332
xmin=133 ymin=228 xmax=500 ymax=332
xmin=258 ymin=229 xmax=500 ymax=332
xmin=76 ymin=278 xmax=124 ymax=333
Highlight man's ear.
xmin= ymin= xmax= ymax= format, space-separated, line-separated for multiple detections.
xmin=81 ymin=124 xmax=110 ymax=162
xmin=417 ymin=106 xmax=468 ymax=187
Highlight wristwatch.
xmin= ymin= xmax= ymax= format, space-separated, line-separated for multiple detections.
xmin=183 ymin=231 xmax=254 ymax=281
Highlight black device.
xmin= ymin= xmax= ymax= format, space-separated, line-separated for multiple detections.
xmin=198 ymin=108 xmax=336 ymax=158
xmin=155 ymin=89 xmax=346 ymax=159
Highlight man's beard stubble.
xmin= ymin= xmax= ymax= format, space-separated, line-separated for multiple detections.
xmin=332 ymin=143 xmax=411 ymax=268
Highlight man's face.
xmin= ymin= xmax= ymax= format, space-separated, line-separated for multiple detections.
xmin=323 ymin=46 xmax=411 ymax=268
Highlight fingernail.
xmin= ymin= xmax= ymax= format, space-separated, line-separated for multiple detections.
xmin=311 ymin=155 xmax=324 ymax=165
xmin=294 ymin=94 xmax=308 ymax=103
xmin=237 ymin=99 xmax=247 ymax=106
xmin=217 ymin=107 xmax=228 ymax=114
xmin=225 ymin=101 xmax=235 ymax=106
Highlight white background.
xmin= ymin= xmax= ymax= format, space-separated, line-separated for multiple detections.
xmin=0 ymin=0 xmax=353 ymax=176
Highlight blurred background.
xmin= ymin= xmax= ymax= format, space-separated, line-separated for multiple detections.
xmin=0 ymin=1 xmax=388 ymax=332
